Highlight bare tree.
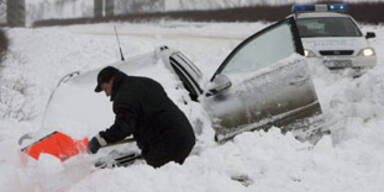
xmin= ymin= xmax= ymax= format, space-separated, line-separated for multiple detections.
xmin=0 ymin=28 xmax=7 ymax=64
xmin=0 ymin=0 xmax=6 ymax=24
xmin=105 ymin=0 xmax=114 ymax=16
xmin=6 ymin=0 xmax=25 ymax=27
xmin=94 ymin=0 xmax=103 ymax=18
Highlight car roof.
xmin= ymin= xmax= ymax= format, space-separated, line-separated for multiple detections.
xmin=294 ymin=12 xmax=350 ymax=19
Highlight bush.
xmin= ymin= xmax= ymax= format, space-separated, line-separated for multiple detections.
xmin=0 ymin=28 xmax=8 ymax=64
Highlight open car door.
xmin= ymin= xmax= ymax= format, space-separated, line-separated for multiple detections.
xmin=168 ymin=17 xmax=323 ymax=142
xmin=205 ymin=17 xmax=322 ymax=142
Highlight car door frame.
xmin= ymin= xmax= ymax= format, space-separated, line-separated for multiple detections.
xmin=210 ymin=17 xmax=305 ymax=82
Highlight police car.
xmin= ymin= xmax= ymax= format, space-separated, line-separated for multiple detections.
xmin=291 ymin=4 xmax=377 ymax=75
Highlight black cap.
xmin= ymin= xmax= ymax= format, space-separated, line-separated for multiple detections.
xmin=95 ymin=66 xmax=120 ymax=92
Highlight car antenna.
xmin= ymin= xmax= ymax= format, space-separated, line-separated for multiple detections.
xmin=114 ymin=25 xmax=125 ymax=61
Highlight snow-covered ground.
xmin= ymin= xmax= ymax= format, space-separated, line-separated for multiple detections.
xmin=1 ymin=21 xmax=384 ymax=191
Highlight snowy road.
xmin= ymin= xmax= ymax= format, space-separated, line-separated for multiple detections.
xmin=1 ymin=21 xmax=384 ymax=192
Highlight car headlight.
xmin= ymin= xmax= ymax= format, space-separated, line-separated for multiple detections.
xmin=304 ymin=49 xmax=316 ymax=57
xmin=358 ymin=48 xmax=375 ymax=56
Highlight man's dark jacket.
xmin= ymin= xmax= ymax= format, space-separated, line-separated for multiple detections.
xmin=99 ymin=71 xmax=196 ymax=167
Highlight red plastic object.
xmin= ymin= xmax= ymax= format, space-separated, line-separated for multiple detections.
xmin=21 ymin=131 xmax=88 ymax=162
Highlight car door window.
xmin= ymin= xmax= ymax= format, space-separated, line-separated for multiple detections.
xmin=213 ymin=17 xmax=303 ymax=80
xmin=174 ymin=53 xmax=203 ymax=79
xmin=169 ymin=55 xmax=203 ymax=101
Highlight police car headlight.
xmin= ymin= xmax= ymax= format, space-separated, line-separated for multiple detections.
xmin=358 ymin=48 xmax=375 ymax=57
xmin=304 ymin=49 xmax=315 ymax=57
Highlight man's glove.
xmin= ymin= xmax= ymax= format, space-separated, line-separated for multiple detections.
xmin=87 ymin=134 xmax=107 ymax=154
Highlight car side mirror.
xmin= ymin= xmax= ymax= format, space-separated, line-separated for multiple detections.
xmin=207 ymin=74 xmax=232 ymax=95
xmin=366 ymin=32 xmax=376 ymax=39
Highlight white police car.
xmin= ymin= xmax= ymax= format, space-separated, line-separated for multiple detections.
xmin=292 ymin=4 xmax=377 ymax=75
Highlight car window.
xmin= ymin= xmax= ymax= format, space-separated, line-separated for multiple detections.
xmin=297 ymin=17 xmax=362 ymax=37
xmin=175 ymin=53 xmax=203 ymax=79
xmin=169 ymin=55 xmax=203 ymax=101
xmin=219 ymin=19 xmax=297 ymax=76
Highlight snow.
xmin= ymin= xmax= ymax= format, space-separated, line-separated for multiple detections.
xmin=1 ymin=21 xmax=384 ymax=191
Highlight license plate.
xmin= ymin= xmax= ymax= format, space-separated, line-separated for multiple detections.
xmin=323 ymin=60 xmax=352 ymax=68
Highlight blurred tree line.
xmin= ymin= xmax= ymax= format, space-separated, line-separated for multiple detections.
xmin=2 ymin=0 xmax=384 ymax=27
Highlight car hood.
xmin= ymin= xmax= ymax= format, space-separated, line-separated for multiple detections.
xmin=302 ymin=37 xmax=370 ymax=54
xmin=40 ymin=48 xmax=174 ymax=138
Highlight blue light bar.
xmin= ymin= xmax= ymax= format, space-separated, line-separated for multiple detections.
xmin=292 ymin=4 xmax=349 ymax=13
xmin=292 ymin=5 xmax=315 ymax=12
xmin=328 ymin=4 xmax=349 ymax=11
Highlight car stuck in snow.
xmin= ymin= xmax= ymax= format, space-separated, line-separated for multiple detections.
xmin=43 ymin=17 xmax=325 ymax=144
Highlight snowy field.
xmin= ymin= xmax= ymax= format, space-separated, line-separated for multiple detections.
xmin=0 ymin=21 xmax=384 ymax=191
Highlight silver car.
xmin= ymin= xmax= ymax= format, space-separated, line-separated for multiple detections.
xmin=163 ymin=17 xmax=324 ymax=142
xmin=42 ymin=17 xmax=324 ymax=144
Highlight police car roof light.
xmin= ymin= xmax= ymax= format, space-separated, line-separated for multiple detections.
xmin=292 ymin=4 xmax=348 ymax=13
xmin=328 ymin=4 xmax=349 ymax=11
xmin=292 ymin=5 xmax=315 ymax=12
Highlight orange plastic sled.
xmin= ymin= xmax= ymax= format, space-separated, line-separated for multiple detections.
xmin=21 ymin=131 xmax=88 ymax=162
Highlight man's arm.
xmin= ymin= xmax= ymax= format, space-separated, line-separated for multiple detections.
xmin=99 ymin=100 xmax=138 ymax=144
xmin=87 ymin=93 xmax=140 ymax=154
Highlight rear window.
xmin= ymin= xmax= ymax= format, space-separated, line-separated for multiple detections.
xmin=171 ymin=52 xmax=203 ymax=80
xmin=297 ymin=17 xmax=362 ymax=38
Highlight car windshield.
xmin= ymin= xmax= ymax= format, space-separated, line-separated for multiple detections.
xmin=297 ymin=17 xmax=362 ymax=37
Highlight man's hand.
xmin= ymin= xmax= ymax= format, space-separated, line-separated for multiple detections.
xmin=87 ymin=134 xmax=107 ymax=154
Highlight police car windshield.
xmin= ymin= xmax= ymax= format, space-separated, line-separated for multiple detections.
xmin=297 ymin=17 xmax=362 ymax=38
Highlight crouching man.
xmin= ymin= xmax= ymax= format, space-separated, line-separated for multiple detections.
xmin=87 ymin=66 xmax=196 ymax=168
